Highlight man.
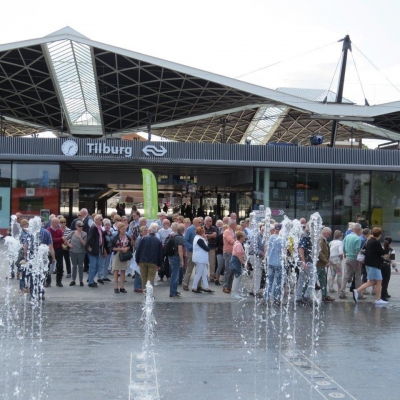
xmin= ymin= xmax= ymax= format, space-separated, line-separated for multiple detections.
xmin=222 ymin=218 xmax=237 ymax=293
xmin=296 ymin=224 xmax=315 ymax=306
xmin=156 ymin=211 xmax=167 ymax=228
xmin=135 ymin=223 xmax=163 ymax=288
xmin=86 ymin=214 xmax=105 ymax=288
xmin=80 ymin=208 xmax=93 ymax=272
xmin=44 ymin=214 xmax=55 ymax=229
xmin=216 ymin=219 xmax=223 ymax=234
xmin=317 ymin=227 xmax=335 ymax=302
xmin=249 ymin=225 xmax=265 ymax=297
xmin=158 ymin=218 xmax=172 ymax=282
xmin=70 ymin=212 xmax=82 ymax=231
xmin=204 ymin=216 xmax=217 ymax=281
xmin=182 ymin=218 xmax=202 ymax=291
xmin=339 ymin=223 xmax=365 ymax=299
xmin=45 ymin=217 xmax=65 ymax=287
xmin=222 ymin=216 xmax=229 ymax=225
xmin=168 ymin=223 xmax=185 ymax=298
xmin=230 ymin=213 xmax=237 ymax=221
xmin=265 ymin=224 xmax=283 ymax=304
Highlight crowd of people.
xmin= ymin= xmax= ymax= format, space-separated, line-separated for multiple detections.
xmin=6 ymin=209 xmax=397 ymax=305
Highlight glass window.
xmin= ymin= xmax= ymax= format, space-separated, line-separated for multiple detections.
xmin=0 ymin=163 xmax=11 ymax=229
xmin=254 ymin=168 xmax=296 ymax=219
xmin=296 ymin=170 xmax=332 ymax=226
xmin=371 ymin=171 xmax=400 ymax=238
xmin=333 ymin=171 xmax=370 ymax=233
xmin=11 ymin=163 xmax=60 ymax=217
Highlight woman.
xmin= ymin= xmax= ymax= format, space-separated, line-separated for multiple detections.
xmin=191 ymin=226 xmax=214 ymax=293
xmin=67 ymin=221 xmax=87 ymax=286
xmin=111 ymin=222 xmax=133 ymax=293
xmin=381 ymin=236 xmax=396 ymax=301
xmin=328 ymin=230 xmax=344 ymax=293
xmin=229 ymin=231 xmax=246 ymax=299
xmin=214 ymin=224 xmax=228 ymax=286
xmin=112 ymin=215 xmax=122 ymax=233
xmin=101 ymin=219 xmax=114 ymax=282
xmin=353 ymin=227 xmax=388 ymax=305
xmin=60 ymin=217 xmax=72 ymax=278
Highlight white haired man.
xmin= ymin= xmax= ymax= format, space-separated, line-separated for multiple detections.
xmin=135 ymin=223 xmax=163 ymax=288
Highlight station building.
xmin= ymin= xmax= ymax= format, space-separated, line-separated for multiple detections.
xmin=1 ymin=27 xmax=400 ymax=238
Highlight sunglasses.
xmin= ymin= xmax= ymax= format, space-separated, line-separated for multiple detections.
xmin=77 ymin=225 xmax=83 ymax=228
xmin=60 ymin=222 xmax=66 ymax=224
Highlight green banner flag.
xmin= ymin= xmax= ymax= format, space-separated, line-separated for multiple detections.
xmin=141 ymin=168 xmax=158 ymax=220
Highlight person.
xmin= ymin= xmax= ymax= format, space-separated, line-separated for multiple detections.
xmin=191 ymin=226 xmax=214 ymax=294
xmin=80 ymin=208 xmax=93 ymax=273
xmin=229 ymin=231 xmax=246 ymax=299
xmin=70 ymin=212 xmax=82 ymax=231
xmin=67 ymin=220 xmax=87 ymax=287
xmin=204 ymin=216 xmax=217 ymax=282
xmin=135 ymin=223 xmax=163 ymax=290
xmin=222 ymin=218 xmax=237 ymax=294
xmin=265 ymin=224 xmax=283 ymax=305
xmin=168 ymin=224 xmax=185 ymax=298
xmin=182 ymin=218 xmax=202 ymax=291
xmin=111 ymin=222 xmax=133 ymax=293
xmin=353 ymin=228 xmax=388 ymax=305
xmin=158 ymin=219 xmax=172 ymax=282
xmin=132 ymin=225 xmax=149 ymax=292
xmin=339 ymin=223 xmax=364 ymax=299
xmin=317 ymin=227 xmax=335 ymax=302
xmin=381 ymin=236 xmax=396 ymax=301
xmin=45 ymin=217 xmax=65 ymax=288
xmin=356 ymin=213 xmax=368 ymax=229
xmin=18 ymin=219 xmax=31 ymax=293
xmin=344 ymin=222 xmax=354 ymax=237
xmin=59 ymin=217 xmax=72 ymax=278
xmin=101 ymin=219 xmax=114 ymax=281
xmin=156 ymin=211 xmax=167 ymax=228
xmin=248 ymin=225 xmax=265 ymax=297
xmin=9 ymin=212 xmax=22 ymax=278
xmin=163 ymin=203 xmax=169 ymax=214
xmin=112 ymin=214 xmax=122 ymax=233
xmin=328 ymin=230 xmax=344 ymax=293
xmin=214 ymin=224 xmax=228 ymax=286
xmin=296 ymin=224 xmax=315 ymax=306
xmin=86 ymin=214 xmax=105 ymax=288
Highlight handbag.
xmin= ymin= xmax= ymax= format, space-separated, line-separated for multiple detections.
xmin=356 ymin=252 xmax=365 ymax=263
xmin=119 ymin=251 xmax=133 ymax=262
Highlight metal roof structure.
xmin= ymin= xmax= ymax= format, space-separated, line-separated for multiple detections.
xmin=1 ymin=27 xmax=400 ymax=144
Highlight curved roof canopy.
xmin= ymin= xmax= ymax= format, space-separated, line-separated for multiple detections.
xmin=1 ymin=27 xmax=400 ymax=144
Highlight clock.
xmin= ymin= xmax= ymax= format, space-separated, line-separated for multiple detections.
xmin=61 ymin=140 xmax=79 ymax=156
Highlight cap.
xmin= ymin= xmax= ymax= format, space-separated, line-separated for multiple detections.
xmin=274 ymin=223 xmax=282 ymax=230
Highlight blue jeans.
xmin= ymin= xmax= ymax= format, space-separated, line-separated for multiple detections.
xmin=134 ymin=272 xmax=142 ymax=290
xmin=265 ymin=264 xmax=282 ymax=301
xmin=169 ymin=255 xmax=180 ymax=296
xmin=88 ymin=254 xmax=101 ymax=284
xmin=296 ymin=262 xmax=315 ymax=300
xmin=179 ymin=266 xmax=183 ymax=285
xmin=99 ymin=254 xmax=110 ymax=279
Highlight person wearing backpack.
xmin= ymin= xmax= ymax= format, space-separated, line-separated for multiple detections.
xmin=167 ymin=224 xmax=185 ymax=298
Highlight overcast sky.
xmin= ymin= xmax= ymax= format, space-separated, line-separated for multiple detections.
xmin=3 ymin=0 xmax=400 ymax=146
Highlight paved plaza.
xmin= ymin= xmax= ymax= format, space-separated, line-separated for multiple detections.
xmin=1 ymin=244 xmax=400 ymax=400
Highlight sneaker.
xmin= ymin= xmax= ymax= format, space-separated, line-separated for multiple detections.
xmin=375 ymin=299 xmax=388 ymax=305
xmin=353 ymin=289 xmax=359 ymax=304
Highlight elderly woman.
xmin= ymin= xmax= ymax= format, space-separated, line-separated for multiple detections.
xmin=353 ymin=227 xmax=388 ymax=305
xmin=67 ymin=220 xmax=87 ymax=286
xmin=229 ymin=231 xmax=246 ymax=299
xmin=328 ymin=230 xmax=344 ymax=293
xmin=111 ymin=222 xmax=133 ymax=293
xmin=60 ymin=217 xmax=72 ymax=278
xmin=192 ymin=226 xmax=214 ymax=293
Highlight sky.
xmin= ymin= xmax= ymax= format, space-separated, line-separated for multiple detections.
xmin=3 ymin=0 xmax=400 ymax=147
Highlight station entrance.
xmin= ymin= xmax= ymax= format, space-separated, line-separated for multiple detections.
xmin=60 ymin=162 xmax=253 ymax=223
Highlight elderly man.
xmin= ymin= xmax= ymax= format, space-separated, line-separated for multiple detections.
xmin=222 ymin=218 xmax=237 ymax=293
xmin=249 ymin=225 xmax=266 ymax=297
xmin=86 ymin=214 xmax=105 ymax=288
xmin=45 ymin=217 xmax=65 ymax=287
xmin=216 ymin=219 xmax=223 ymax=234
xmin=204 ymin=216 xmax=218 ymax=281
xmin=156 ymin=211 xmax=167 ymax=228
xmin=317 ymin=227 xmax=335 ymax=302
xmin=339 ymin=222 xmax=364 ymax=299
xmin=135 ymin=223 xmax=163 ymax=288
xmin=80 ymin=208 xmax=93 ymax=273
xmin=167 ymin=223 xmax=185 ymax=298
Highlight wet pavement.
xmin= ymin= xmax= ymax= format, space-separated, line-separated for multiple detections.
xmin=1 ymin=243 xmax=400 ymax=399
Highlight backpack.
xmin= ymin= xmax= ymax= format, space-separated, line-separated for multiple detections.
xmin=164 ymin=234 xmax=177 ymax=256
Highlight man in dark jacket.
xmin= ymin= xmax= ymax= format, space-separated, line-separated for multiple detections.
xmin=135 ymin=222 xmax=163 ymax=289
xmin=86 ymin=214 xmax=105 ymax=287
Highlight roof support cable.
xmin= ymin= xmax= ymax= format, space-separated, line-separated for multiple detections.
xmin=323 ymin=52 xmax=343 ymax=103
xmin=351 ymin=51 xmax=369 ymax=106
xmin=353 ymin=43 xmax=400 ymax=95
